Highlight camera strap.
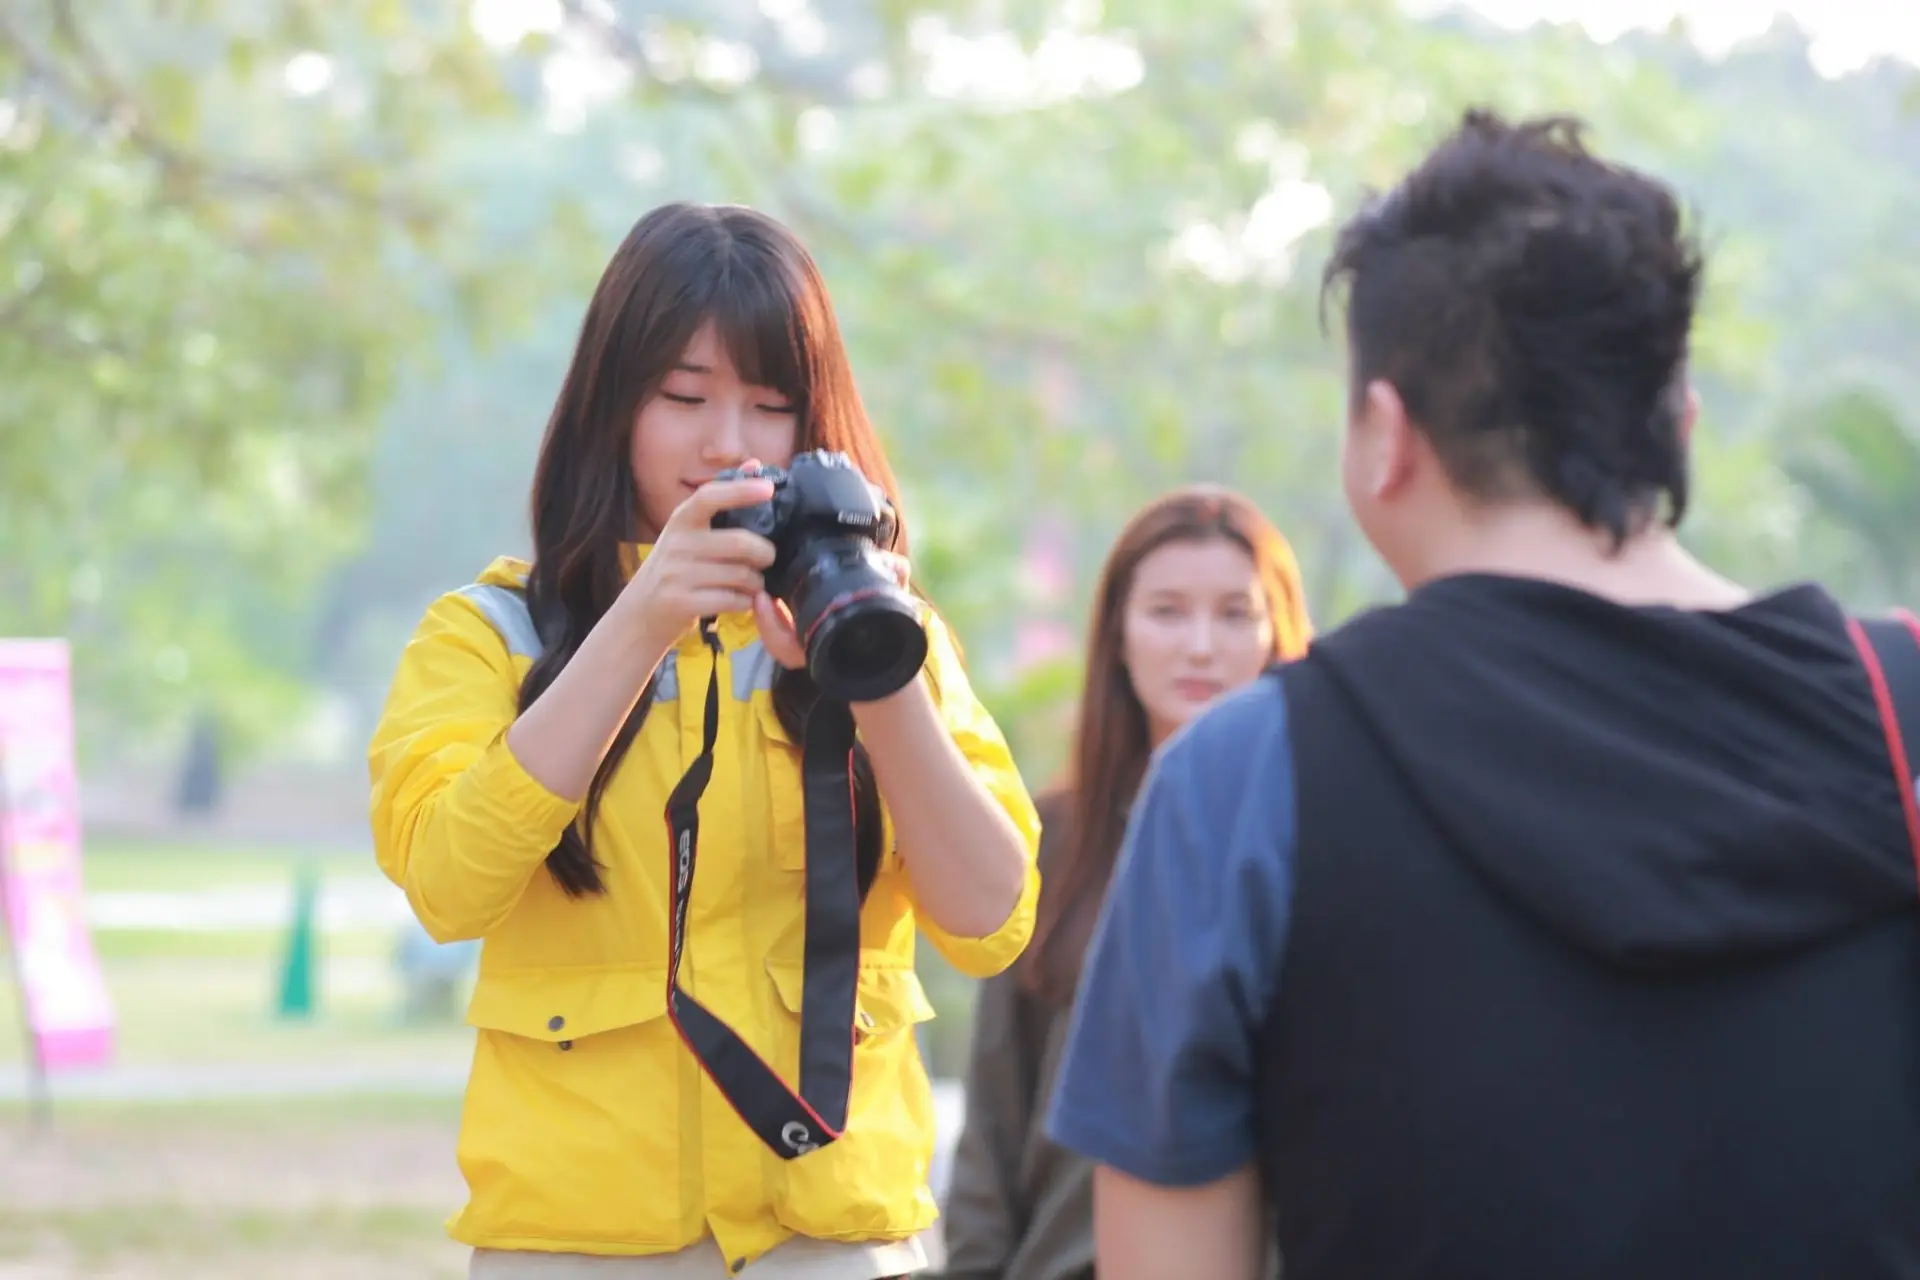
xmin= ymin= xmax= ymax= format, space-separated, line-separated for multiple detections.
xmin=662 ymin=619 xmax=862 ymax=1160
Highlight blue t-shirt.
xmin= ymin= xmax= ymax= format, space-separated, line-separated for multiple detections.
xmin=1042 ymin=677 xmax=1297 ymax=1186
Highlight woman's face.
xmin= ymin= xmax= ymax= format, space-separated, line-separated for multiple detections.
xmin=1120 ymin=537 xmax=1274 ymax=747
xmin=630 ymin=320 xmax=800 ymax=539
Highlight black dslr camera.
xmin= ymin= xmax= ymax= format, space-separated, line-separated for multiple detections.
xmin=711 ymin=450 xmax=928 ymax=702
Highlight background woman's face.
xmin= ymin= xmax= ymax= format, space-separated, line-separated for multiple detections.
xmin=1120 ymin=537 xmax=1274 ymax=747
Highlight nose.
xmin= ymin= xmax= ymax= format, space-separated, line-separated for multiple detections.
xmin=701 ymin=405 xmax=748 ymax=469
xmin=1184 ymin=616 xmax=1217 ymax=663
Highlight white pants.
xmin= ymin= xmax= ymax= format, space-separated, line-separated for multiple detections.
xmin=469 ymin=1233 xmax=928 ymax=1280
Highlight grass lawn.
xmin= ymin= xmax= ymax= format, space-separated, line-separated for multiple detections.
xmin=0 ymin=1090 xmax=956 ymax=1278
xmin=2 ymin=841 xmax=475 ymax=1069
xmin=0 ymin=949 xmax=477 ymax=1070
xmin=0 ymin=935 xmax=476 ymax=1071
xmin=0 ymin=1094 xmax=468 ymax=1279
xmin=0 ymin=841 xmax=474 ymax=1275
xmin=77 ymin=840 xmax=360 ymax=894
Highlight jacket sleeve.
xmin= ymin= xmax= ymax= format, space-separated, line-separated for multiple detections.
xmin=906 ymin=609 xmax=1043 ymax=980
xmin=367 ymin=592 xmax=582 ymax=942
xmin=936 ymin=860 xmax=1061 ymax=1279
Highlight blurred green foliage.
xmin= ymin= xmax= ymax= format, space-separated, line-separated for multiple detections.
xmin=3 ymin=0 xmax=1918 ymax=786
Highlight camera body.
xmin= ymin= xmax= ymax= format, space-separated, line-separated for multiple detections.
xmin=712 ymin=450 xmax=928 ymax=702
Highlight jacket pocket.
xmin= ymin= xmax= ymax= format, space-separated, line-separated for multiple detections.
xmin=765 ymin=958 xmax=941 ymax=1241
xmin=456 ymin=967 xmax=695 ymax=1248
xmin=465 ymin=965 xmax=669 ymax=1042
xmin=753 ymin=692 xmax=904 ymax=879
xmin=765 ymin=958 xmax=937 ymax=1045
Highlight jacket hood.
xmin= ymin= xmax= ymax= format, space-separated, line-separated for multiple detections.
xmin=1310 ymin=574 xmax=1919 ymax=971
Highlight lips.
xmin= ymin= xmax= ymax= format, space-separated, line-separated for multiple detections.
xmin=1173 ymin=678 xmax=1223 ymax=701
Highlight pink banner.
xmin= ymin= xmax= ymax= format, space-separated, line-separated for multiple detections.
xmin=0 ymin=640 xmax=115 ymax=1070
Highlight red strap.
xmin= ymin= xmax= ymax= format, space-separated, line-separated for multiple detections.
xmin=1845 ymin=611 xmax=1920 ymax=884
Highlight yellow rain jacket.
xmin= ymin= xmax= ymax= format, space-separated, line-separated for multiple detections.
xmin=369 ymin=554 xmax=1041 ymax=1266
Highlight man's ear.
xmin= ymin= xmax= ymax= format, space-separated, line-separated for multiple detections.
xmin=1359 ymin=379 xmax=1420 ymax=501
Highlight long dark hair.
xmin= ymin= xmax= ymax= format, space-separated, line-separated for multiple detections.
xmin=1020 ymin=486 xmax=1313 ymax=1004
xmin=520 ymin=202 xmax=907 ymax=897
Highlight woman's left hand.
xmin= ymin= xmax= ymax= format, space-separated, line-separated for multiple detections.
xmin=753 ymin=552 xmax=912 ymax=673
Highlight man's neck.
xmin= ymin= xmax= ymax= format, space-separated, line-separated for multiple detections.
xmin=1401 ymin=504 xmax=1751 ymax=612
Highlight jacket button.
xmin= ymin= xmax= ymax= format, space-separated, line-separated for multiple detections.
xmin=557 ymin=1040 xmax=573 ymax=1052
xmin=547 ymin=1015 xmax=565 ymax=1031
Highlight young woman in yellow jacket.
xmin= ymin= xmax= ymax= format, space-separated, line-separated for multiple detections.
xmin=368 ymin=202 xmax=1041 ymax=1279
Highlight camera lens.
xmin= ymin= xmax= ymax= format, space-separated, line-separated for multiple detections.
xmin=808 ymin=598 xmax=928 ymax=703
xmin=830 ymin=613 xmax=908 ymax=674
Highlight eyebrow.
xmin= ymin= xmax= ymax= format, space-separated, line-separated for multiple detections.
xmin=1139 ymin=586 xmax=1256 ymax=601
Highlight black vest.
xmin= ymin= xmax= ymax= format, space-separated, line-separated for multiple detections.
xmin=1256 ymin=646 xmax=1920 ymax=1280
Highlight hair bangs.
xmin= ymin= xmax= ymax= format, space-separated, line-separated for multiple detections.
xmin=706 ymin=252 xmax=813 ymax=410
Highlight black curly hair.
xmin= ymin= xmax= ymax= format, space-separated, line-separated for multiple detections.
xmin=1321 ymin=108 xmax=1706 ymax=548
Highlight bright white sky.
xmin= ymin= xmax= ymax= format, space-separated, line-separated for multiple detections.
xmin=467 ymin=0 xmax=1920 ymax=76
xmin=1422 ymin=0 xmax=1920 ymax=75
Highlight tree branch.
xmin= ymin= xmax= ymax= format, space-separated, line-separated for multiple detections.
xmin=0 ymin=3 xmax=438 ymax=225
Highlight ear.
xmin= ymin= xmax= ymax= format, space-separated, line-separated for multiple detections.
xmin=1680 ymin=384 xmax=1700 ymax=445
xmin=1357 ymin=379 xmax=1419 ymax=500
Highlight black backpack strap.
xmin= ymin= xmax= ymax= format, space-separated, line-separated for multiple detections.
xmin=1846 ymin=611 xmax=1920 ymax=883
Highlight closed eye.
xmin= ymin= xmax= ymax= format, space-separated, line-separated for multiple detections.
xmin=660 ymin=393 xmax=793 ymax=412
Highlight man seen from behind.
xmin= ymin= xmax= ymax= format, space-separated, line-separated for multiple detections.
xmin=1044 ymin=107 xmax=1920 ymax=1280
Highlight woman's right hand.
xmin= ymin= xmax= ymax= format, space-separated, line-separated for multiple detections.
xmin=502 ymin=473 xmax=779 ymax=807
xmin=618 ymin=474 xmax=779 ymax=652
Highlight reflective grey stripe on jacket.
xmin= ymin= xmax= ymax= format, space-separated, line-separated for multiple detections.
xmin=452 ymin=583 xmax=780 ymax=704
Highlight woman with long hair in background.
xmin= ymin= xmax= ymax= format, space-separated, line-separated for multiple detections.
xmin=368 ymin=202 xmax=1041 ymax=1279
xmin=937 ymin=486 xmax=1311 ymax=1280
